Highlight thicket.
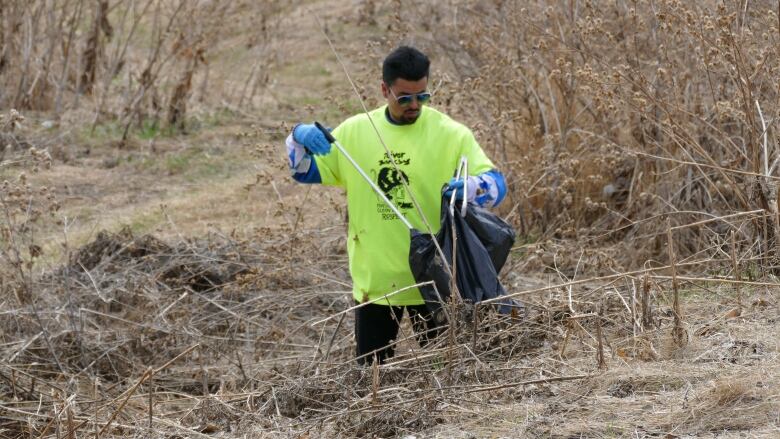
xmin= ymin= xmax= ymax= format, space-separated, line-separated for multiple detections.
xmin=0 ymin=0 xmax=280 ymax=138
xmin=367 ymin=0 xmax=780 ymax=268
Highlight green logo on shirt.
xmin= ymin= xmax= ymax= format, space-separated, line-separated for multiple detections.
xmin=376 ymin=152 xmax=412 ymax=217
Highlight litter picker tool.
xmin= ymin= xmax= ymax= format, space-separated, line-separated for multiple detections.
xmin=450 ymin=155 xmax=468 ymax=218
xmin=314 ymin=121 xmax=413 ymax=230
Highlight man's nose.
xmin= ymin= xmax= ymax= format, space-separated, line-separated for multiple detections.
xmin=409 ymin=98 xmax=420 ymax=110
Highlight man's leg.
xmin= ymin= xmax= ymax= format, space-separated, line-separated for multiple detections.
xmin=407 ymin=304 xmax=443 ymax=347
xmin=354 ymin=302 xmax=404 ymax=365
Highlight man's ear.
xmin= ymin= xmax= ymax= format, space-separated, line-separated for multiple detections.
xmin=381 ymin=81 xmax=389 ymax=99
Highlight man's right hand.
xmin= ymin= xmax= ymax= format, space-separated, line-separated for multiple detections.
xmin=293 ymin=123 xmax=332 ymax=155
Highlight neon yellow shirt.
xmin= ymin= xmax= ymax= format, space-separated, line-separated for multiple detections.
xmin=315 ymin=105 xmax=495 ymax=305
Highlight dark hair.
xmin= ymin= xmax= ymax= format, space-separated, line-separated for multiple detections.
xmin=382 ymin=46 xmax=430 ymax=85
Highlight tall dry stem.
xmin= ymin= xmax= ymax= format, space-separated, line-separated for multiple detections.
xmin=667 ymin=220 xmax=686 ymax=348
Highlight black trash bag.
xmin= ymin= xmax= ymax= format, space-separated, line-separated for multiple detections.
xmin=409 ymin=196 xmax=516 ymax=323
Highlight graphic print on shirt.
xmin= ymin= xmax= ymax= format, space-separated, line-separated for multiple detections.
xmin=375 ymin=151 xmax=412 ymax=220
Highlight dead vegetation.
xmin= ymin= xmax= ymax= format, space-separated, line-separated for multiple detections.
xmin=0 ymin=0 xmax=284 ymax=137
xmin=356 ymin=0 xmax=780 ymax=268
xmin=0 ymin=201 xmax=778 ymax=437
xmin=2 ymin=0 xmax=780 ymax=438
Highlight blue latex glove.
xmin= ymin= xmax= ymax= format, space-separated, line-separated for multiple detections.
xmin=443 ymin=178 xmax=463 ymax=199
xmin=293 ymin=123 xmax=332 ymax=155
xmin=444 ymin=171 xmax=507 ymax=207
xmin=443 ymin=177 xmax=477 ymax=201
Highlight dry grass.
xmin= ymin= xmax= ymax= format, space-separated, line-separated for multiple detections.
xmin=1 ymin=225 xmax=778 ymax=437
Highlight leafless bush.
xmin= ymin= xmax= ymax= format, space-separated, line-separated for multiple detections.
xmin=0 ymin=109 xmax=56 ymax=305
xmin=354 ymin=0 xmax=780 ymax=266
xmin=0 ymin=1 xmax=283 ymax=135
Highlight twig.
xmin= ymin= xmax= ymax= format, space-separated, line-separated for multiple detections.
xmin=649 ymin=275 xmax=779 ymax=286
xmin=149 ymin=372 xmax=154 ymax=430
xmin=98 ymin=368 xmax=152 ymax=437
xmin=8 ymin=331 xmax=42 ymax=362
xmin=731 ymin=231 xmax=743 ymax=309
xmin=641 ymin=274 xmax=653 ymax=330
xmin=669 ymin=209 xmax=765 ymax=231
xmin=461 ymin=374 xmax=592 ymax=394
xmin=312 ymin=281 xmax=434 ymax=325
xmin=631 ymin=150 xmax=780 ymax=181
xmin=95 ymin=344 xmax=198 ymax=437
xmin=322 ymin=311 xmax=346 ymax=363
xmin=756 ymin=99 xmax=769 ymax=177
xmin=78 ymin=261 xmax=110 ymax=303
xmin=595 ymin=313 xmax=606 ymax=370
xmin=482 ymin=259 xmax=732 ymax=304
xmin=667 ymin=220 xmax=686 ymax=347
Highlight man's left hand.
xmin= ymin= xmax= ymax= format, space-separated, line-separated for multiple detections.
xmin=443 ymin=176 xmax=478 ymax=202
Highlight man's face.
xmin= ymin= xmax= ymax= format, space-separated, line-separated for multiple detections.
xmin=382 ymin=77 xmax=429 ymax=125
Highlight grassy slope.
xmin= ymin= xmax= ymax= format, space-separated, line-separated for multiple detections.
xmin=19 ymin=0 xmax=368 ymax=260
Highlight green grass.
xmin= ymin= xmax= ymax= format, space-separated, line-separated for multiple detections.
xmin=164 ymin=152 xmax=192 ymax=175
xmin=88 ymin=119 xmax=124 ymax=141
xmin=126 ymin=209 xmax=164 ymax=235
xmin=80 ymin=117 xmax=177 ymax=146
xmin=342 ymin=98 xmax=365 ymax=114
xmin=131 ymin=146 xmax=239 ymax=181
xmin=603 ymin=422 xmax=620 ymax=438
xmin=137 ymin=119 xmax=175 ymax=140
xmin=508 ymin=233 xmax=539 ymax=260
xmin=298 ymin=95 xmax=327 ymax=107
xmin=188 ymin=107 xmax=240 ymax=131
xmin=278 ymin=61 xmax=333 ymax=81
xmin=84 ymin=109 xmax=241 ymax=146
xmin=135 ymin=148 xmax=198 ymax=176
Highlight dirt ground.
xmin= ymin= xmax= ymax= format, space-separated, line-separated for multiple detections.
xmin=2 ymin=1 xmax=780 ymax=438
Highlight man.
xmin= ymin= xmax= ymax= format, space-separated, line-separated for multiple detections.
xmin=286 ymin=46 xmax=507 ymax=364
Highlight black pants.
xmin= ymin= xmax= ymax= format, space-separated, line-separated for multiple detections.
xmin=355 ymin=302 xmax=442 ymax=365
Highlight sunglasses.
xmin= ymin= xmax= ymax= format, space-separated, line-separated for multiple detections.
xmin=387 ymin=87 xmax=432 ymax=106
